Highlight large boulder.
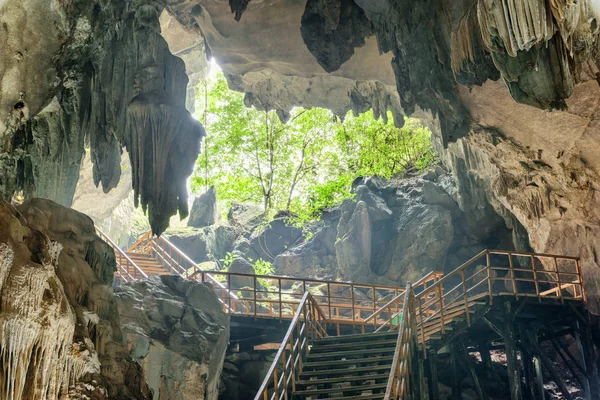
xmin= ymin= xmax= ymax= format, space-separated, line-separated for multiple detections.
xmin=249 ymin=218 xmax=303 ymax=262
xmin=227 ymin=202 xmax=265 ymax=229
xmin=274 ymin=221 xmax=338 ymax=279
xmin=188 ymin=186 xmax=219 ymax=228
xmin=115 ymin=275 xmax=229 ymax=400
xmin=164 ymin=225 xmax=238 ymax=263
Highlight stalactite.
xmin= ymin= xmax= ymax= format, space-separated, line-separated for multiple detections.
xmin=125 ymin=99 xmax=205 ymax=235
xmin=0 ymin=239 xmax=84 ymax=400
xmin=477 ymin=0 xmax=554 ymax=57
xmin=451 ymin=5 xmax=482 ymax=75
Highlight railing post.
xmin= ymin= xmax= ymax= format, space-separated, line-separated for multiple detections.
xmin=226 ymin=274 xmax=232 ymax=313
xmin=281 ymin=349 xmax=288 ymax=400
xmin=531 ymin=255 xmax=541 ymax=302
xmin=486 ymin=251 xmax=493 ymax=305
xmin=436 ymin=285 xmax=446 ymax=335
xmin=461 ymin=270 xmax=470 ymax=327
xmin=577 ymin=258 xmax=586 ymax=302
xmin=253 ymin=276 xmax=258 ymax=318
xmin=327 ymin=282 xmax=332 ymax=320
xmin=553 ymin=257 xmax=564 ymax=303
xmin=508 ymin=252 xmax=518 ymax=299
xmin=279 ymin=278 xmax=283 ymax=320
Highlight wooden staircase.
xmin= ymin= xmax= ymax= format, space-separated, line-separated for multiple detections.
xmin=255 ymin=250 xmax=588 ymax=400
xmin=294 ymin=331 xmax=398 ymax=400
xmin=124 ymin=252 xmax=169 ymax=277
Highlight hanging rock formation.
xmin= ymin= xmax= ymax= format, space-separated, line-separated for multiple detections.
xmin=0 ymin=0 xmax=204 ymax=235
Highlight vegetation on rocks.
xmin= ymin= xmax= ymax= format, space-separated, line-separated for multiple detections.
xmin=191 ymin=72 xmax=437 ymax=221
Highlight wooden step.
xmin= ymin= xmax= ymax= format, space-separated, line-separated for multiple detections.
xmin=294 ymin=383 xmax=388 ymax=396
xmin=315 ymin=394 xmax=384 ymax=400
xmin=299 ymin=364 xmax=392 ymax=378
xmin=297 ymin=372 xmax=390 ymax=386
xmin=310 ymin=339 xmax=397 ymax=353
xmin=313 ymin=332 xmax=397 ymax=345
xmin=126 ymin=253 xmax=155 ymax=259
xmin=307 ymin=347 xmax=395 ymax=361
xmin=303 ymin=356 xmax=394 ymax=370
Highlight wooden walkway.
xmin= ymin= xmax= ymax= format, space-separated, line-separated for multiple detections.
xmin=97 ymin=229 xmax=593 ymax=400
xmin=97 ymin=230 xmax=442 ymax=327
xmin=253 ymin=250 xmax=590 ymax=400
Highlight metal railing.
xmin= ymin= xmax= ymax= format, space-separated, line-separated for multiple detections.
xmin=126 ymin=231 xmax=408 ymax=326
xmin=362 ymin=271 xmax=443 ymax=333
xmin=255 ymin=292 xmax=328 ymax=400
xmin=382 ymin=249 xmax=585 ymax=399
xmin=96 ymin=228 xmax=148 ymax=281
xmin=385 ymin=284 xmax=417 ymax=400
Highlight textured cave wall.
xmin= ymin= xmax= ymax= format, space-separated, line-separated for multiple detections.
xmin=164 ymin=0 xmax=405 ymax=125
xmin=434 ymin=76 xmax=600 ymax=313
xmin=0 ymin=0 xmax=204 ymax=235
xmin=16 ymin=198 xmax=153 ymax=399
xmin=0 ymin=198 xmax=152 ymax=399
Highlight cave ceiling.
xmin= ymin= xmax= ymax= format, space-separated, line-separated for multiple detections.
xmin=0 ymin=0 xmax=599 ymax=235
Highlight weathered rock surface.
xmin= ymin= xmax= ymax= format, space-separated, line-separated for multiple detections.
xmin=220 ymin=350 xmax=277 ymax=400
xmin=0 ymin=0 xmax=204 ymax=235
xmin=434 ymin=78 xmax=600 ymax=312
xmin=248 ymin=218 xmax=303 ymax=262
xmin=73 ymin=152 xmax=150 ymax=248
xmin=189 ymin=186 xmax=219 ymax=228
xmin=0 ymin=198 xmax=152 ymax=399
xmin=116 ymin=275 xmax=229 ymax=400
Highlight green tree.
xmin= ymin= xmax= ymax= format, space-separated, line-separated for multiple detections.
xmin=192 ymin=72 xmax=438 ymax=221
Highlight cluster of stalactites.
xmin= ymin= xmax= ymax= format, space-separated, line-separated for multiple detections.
xmin=453 ymin=0 xmax=598 ymax=73
xmin=125 ymin=98 xmax=205 ymax=236
xmin=0 ymin=241 xmax=83 ymax=400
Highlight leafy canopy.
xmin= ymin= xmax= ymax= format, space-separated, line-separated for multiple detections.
xmin=192 ymin=72 xmax=438 ymax=220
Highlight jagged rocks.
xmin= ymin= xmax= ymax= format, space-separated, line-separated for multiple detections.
xmin=115 ymin=275 xmax=229 ymax=400
xmin=188 ymin=186 xmax=219 ymax=228
xmin=165 ymin=225 xmax=238 ymax=263
xmin=0 ymin=201 xmax=80 ymax=400
xmin=227 ymin=202 xmax=265 ymax=229
xmin=248 ymin=219 xmax=303 ymax=262
xmin=0 ymin=198 xmax=152 ymax=399
xmin=0 ymin=0 xmax=204 ymax=235
xmin=301 ymin=0 xmax=373 ymax=73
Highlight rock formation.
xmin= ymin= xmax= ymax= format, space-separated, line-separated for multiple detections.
xmin=0 ymin=198 xmax=229 ymax=399
xmin=188 ymin=186 xmax=219 ymax=228
xmin=0 ymin=0 xmax=204 ymax=235
xmin=160 ymin=171 xmax=522 ymax=287
xmin=116 ymin=275 xmax=229 ymax=400
xmin=0 ymin=198 xmax=152 ymax=399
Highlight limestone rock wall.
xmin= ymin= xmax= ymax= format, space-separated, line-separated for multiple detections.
xmin=0 ymin=201 xmax=80 ymax=400
xmin=0 ymin=198 xmax=230 ymax=399
xmin=116 ymin=275 xmax=229 ymax=400
xmin=0 ymin=0 xmax=204 ymax=235
xmin=435 ymin=77 xmax=600 ymax=313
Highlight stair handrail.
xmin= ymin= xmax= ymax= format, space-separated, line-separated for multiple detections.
xmin=95 ymin=228 xmax=149 ymax=280
xmin=153 ymin=235 xmax=237 ymax=295
xmin=127 ymin=230 xmax=154 ymax=253
xmin=384 ymin=283 xmax=418 ymax=400
xmin=255 ymin=292 xmax=328 ymax=400
xmin=363 ymin=271 xmax=443 ymax=330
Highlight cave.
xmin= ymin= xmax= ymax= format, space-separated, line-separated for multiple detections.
xmin=1 ymin=0 xmax=600 ymax=399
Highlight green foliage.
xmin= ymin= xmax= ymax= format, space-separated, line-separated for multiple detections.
xmin=219 ymin=252 xmax=239 ymax=270
xmin=192 ymin=72 xmax=438 ymax=224
xmin=253 ymin=259 xmax=274 ymax=276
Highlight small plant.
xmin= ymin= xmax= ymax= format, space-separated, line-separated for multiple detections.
xmin=220 ymin=252 xmax=239 ymax=270
xmin=253 ymin=259 xmax=274 ymax=276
